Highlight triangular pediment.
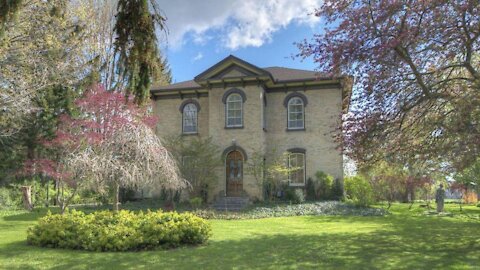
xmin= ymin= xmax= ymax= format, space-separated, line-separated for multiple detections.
xmin=194 ymin=55 xmax=272 ymax=83
xmin=211 ymin=64 xmax=257 ymax=79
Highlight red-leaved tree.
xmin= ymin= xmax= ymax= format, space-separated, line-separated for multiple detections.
xmin=24 ymin=85 xmax=185 ymax=212
xmin=298 ymin=1 xmax=480 ymax=170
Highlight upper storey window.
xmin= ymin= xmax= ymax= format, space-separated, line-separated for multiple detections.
xmin=287 ymin=97 xmax=304 ymax=129
xmin=183 ymin=103 xmax=198 ymax=133
xmin=284 ymin=92 xmax=308 ymax=130
xmin=223 ymin=88 xmax=246 ymax=128
xmin=179 ymin=99 xmax=200 ymax=134
xmin=226 ymin=93 xmax=243 ymax=127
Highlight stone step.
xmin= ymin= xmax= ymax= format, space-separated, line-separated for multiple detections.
xmin=211 ymin=197 xmax=249 ymax=211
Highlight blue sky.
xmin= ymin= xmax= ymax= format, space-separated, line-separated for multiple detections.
xmin=158 ymin=0 xmax=324 ymax=83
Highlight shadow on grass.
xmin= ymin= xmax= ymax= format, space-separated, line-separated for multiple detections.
xmin=1 ymin=231 xmax=478 ymax=270
xmin=1 ymin=214 xmax=479 ymax=270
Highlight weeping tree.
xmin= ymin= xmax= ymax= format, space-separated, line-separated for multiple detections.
xmin=31 ymin=85 xmax=186 ymax=212
xmin=114 ymin=0 xmax=170 ymax=105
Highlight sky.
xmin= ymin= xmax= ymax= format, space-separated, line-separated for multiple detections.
xmin=157 ymin=0 xmax=325 ymax=83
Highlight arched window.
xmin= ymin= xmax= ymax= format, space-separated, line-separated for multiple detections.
xmin=226 ymin=93 xmax=243 ymax=127
xmin=287 ymin=97 xmax=304 ymax=129
xmin=182 ymin=103 xmax=198 ymax=133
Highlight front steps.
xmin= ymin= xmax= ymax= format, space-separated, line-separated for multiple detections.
xmin=212 ymin=197 xmax=249 ymax=211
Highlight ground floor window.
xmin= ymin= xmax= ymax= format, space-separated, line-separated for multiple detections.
xmin=288 ymin=152 xmax=305 ymax=186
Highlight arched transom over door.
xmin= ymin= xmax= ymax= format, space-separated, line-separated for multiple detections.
xmin=226 ymin=150 xmax=243 ymax=196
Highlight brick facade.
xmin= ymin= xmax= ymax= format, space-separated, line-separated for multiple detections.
xmin=151 ymin=56 xmax=351 ymax=202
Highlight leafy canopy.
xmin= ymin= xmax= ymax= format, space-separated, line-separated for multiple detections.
xmin=114 ymin=0 xmax=168 ymax=105
xmin=298 ymin=1 xmax=480 ymax=170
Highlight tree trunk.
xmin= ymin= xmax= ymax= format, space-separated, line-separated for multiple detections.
xmin=113 ymin=183 xmax=120 ymax=212
xmin=45 ymin=177 xmax=49 ymax=208
xmin=54 ymin=179 xmax=58 ymax=206
xmin=21 ymin=186 xmax=33 ymax=211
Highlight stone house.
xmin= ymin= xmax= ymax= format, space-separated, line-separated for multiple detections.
xmin=151 ymin=55 xmax=352 ymax=203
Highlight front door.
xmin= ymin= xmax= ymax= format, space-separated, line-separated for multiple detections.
xmin=226 ymin=150 xmax=243 ymax=196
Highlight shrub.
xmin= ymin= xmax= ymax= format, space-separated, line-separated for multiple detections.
xmin=27 ymin=210 xmax=211 ymax=251
xmin=306 ymin=171 xmax=339 ymax=201
xmin=0 ymin=187 xmax=22 ymax=209
xmin=315 ymin=171 xmax=334 ymax=199
xmin=189 ymin=197 xmax=203 ymax=209
xmin=306 ymin=177 xmax=316 ymax=200
xmin=284 ymin=188 xmax=305 ymax=204
xmin=331 ymin=178 xmax=344 ymax=200
xmin=344 ymin=175 xmax=375 ymax=207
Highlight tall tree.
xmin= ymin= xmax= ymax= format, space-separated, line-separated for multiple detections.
xmin=0 ymin=0 xmax=97 ymax=144
xmin=113 ymin=0 xmax=168 ymax=105
xmin=0 ymin=0 xmax=111 ymax=185
xmin=298 ymin=1 xmax=480 ymax=170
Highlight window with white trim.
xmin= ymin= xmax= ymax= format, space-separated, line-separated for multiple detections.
xmin=287 ymin=97 xmax=304 ymax=129
xmin=182 ymin=103 xmax=198 ymax=133
xmin=226 ymin=93 xmax=243 ymax=127
xmin=288 ymin=153 xmax=305 ymax=186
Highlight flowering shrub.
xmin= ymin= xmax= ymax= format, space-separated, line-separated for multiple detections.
xmin=27 ymin=210 xmax=211 ymax=251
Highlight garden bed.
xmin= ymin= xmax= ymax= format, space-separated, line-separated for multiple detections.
xmin=193 ymin=201 xmax=388 ymax=220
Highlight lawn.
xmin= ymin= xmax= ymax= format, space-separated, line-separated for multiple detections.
xmin=0 ymin=203 xmax=479 ymax=270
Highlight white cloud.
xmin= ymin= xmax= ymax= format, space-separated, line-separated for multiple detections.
xmin=192 ymin=52 xmax=203 ymax=62
xmin=158 ymin=0 xmax=322 ymax=50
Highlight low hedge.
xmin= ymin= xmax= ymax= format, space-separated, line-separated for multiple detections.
xmin=27 ymin=210 xmax=211 ymax=251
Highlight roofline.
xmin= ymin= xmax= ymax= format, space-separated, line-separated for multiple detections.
xmin=151 ymin=86 xmax=202 ymax=93
xmin=151 ymin=75 xmax=349 ymax=93
xmin=194 ymin=55 xmax=273 ymax=82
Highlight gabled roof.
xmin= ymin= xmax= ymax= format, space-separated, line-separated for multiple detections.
xmin=194 ymin=55 xmax=271 ymax=82
xmin=151 ymin=55 xmax=343 ymax=92
xmin=151 ymin=80 xmax=200 ymax=91
xmin=263 ymin=67 xmax=331 ymax=82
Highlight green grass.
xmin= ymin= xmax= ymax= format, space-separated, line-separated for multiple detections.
xmin=0 ymin=203 xmax=479 ymax=269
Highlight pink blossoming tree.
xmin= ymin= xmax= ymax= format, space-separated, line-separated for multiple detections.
xmin=298 ymin=1 xmax=480 ymax=170
xmin=24 ymin=85 xmax=185 ymax=212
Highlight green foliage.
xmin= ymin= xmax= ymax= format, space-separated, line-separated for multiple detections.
xmin=331 ymin=178 xmax=344 ymax=200
xmin=165 ymin=136 xmax=220 ymax=202
xmin=246 ymin=149 xmax=300 ymax=202
xmin=456 ymin=157 xmax=480 ymax=193
xmin=114 ymin=0 xmax=168 ymax=104
xmin=193 ymin=201 xmax=386 ymax=220
xmin=315 ymin=171 xmax=333 ymax=199
xmin=305 ymin=177 xmax=315 ymax=200
xmin=0 ymin=187 xmax=22 ymax=209
xmin=284 ymin=188 xmax=305 ymax=204
xmin=306 ymin=171 xmax=341 ymax=201
xmin=344 ymin=176 xmax=375 ymax=207
xmin=27 ymin=209 xmax=211 ymax=251
xmin=189 ymin=197 xmax=203 ymax=209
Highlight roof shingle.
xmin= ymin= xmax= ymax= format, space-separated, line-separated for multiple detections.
xmin=151 ymin=65 xmax=332 ymax=92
